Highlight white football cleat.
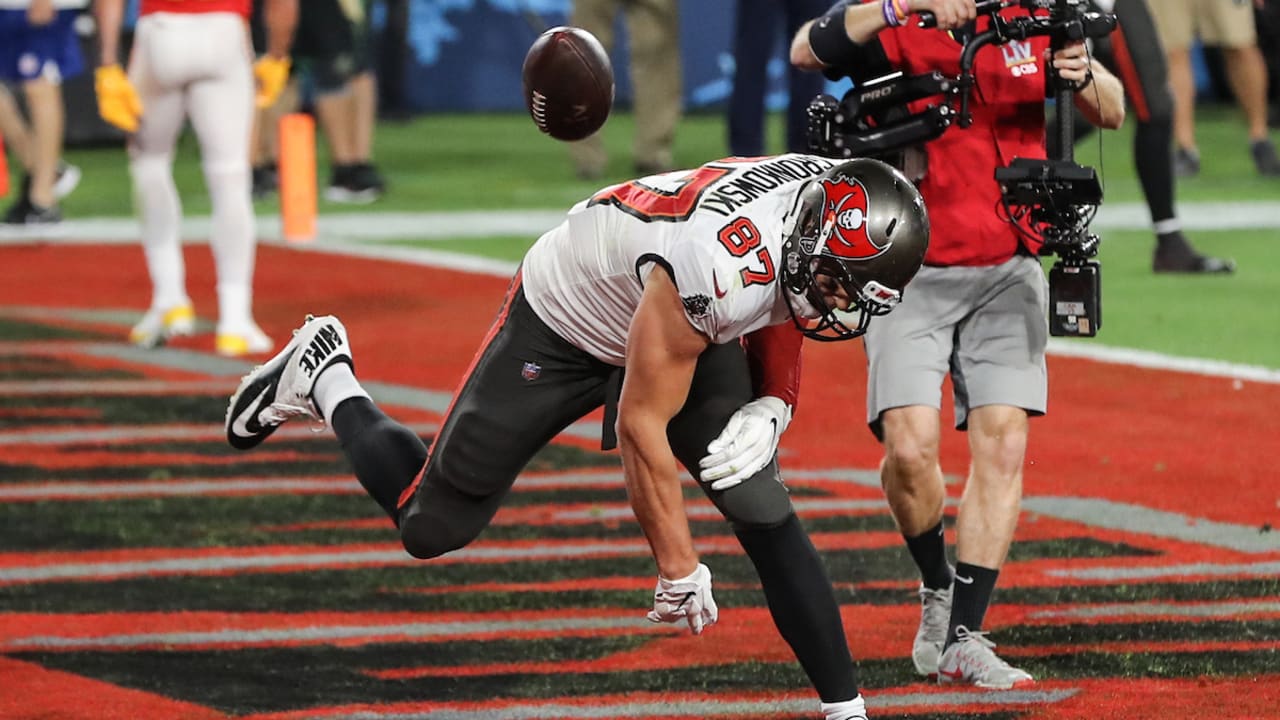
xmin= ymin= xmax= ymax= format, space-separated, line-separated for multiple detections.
xmin=216 ymin=323 xmax=274 ymax=357
xmin=129 ymin=303 xmax=196 ymax=348
xmin=225 ymin=314 xmax=352 ymax=450
xmin=912 ymin=583 xmax=953 ymax=677
xmin=936 ymin=626 xmax=1033 ymax=689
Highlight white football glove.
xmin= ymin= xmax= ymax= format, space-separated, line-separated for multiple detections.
xmin=646 ymin=562 xmax=718 ymax=635
xmin=698 ymin=396 xmax=792 ymax=490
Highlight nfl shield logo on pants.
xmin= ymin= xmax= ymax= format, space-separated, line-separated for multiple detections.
xmin=521 ymin=361 xmax=541 ymax=381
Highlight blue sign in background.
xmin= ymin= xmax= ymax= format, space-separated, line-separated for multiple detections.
xmin=391 ymin=0 xmax=834 ymax=113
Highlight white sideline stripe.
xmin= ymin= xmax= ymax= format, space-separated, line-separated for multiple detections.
xmin=1030 ymin=600 xmax=1280 ymax=620
xmin=1 ymin=616 xmax=646 ymax=651
xmin=1045 ymin=340 xmax=1280 ymax=383
xmin=0 ymin=202 xmax=1275 ymax=245
xmin=261 ymin=690 xmax=1079 ymax=720
xmin=1023 ymin=497 xmax=1280 ymax=554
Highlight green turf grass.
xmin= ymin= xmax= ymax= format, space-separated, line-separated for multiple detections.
xmin=54 ymin=104 xmax=1280 ymax=217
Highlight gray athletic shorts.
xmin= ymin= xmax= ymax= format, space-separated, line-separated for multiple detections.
xmin=864 ymin=253 xmax=1048 ymax=439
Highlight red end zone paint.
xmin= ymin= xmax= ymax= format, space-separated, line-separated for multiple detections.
xmin=2 ymin=243 xmax=1278 ymax=720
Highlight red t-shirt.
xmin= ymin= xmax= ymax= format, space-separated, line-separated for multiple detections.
xmin=140 ymin=0 xmax=251 ymax=18
xmin=878 ymin=10 xmax=1051 ymax=266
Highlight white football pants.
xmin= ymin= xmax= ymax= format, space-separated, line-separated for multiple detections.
xmin=128 ymin=12 xmax=257 ymax=334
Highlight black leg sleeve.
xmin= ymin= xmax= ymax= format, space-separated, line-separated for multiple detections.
xmin=331 ymin=397 xmax=428 ymax=522
xmin=736 ymin=514 xmax=860 ymax=703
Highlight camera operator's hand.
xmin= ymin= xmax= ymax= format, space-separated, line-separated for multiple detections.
xmin=1050 ymin=40 xmax=1093 ymax=89
xmin=913 ymin=0 xmax=978 ymax=31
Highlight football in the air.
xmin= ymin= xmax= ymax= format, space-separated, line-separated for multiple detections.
xmin=521 ymin=26 xmax=614 ymax=142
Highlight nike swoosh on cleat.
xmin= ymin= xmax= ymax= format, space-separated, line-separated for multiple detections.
xmin=939 ymin=667 xmax=965 ymax=681
xmin=230 ymin=384 xmax=271 ymax=434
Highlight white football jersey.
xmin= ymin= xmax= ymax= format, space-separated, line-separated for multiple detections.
xmin=522 ymin=154 xmax=838 ymax=366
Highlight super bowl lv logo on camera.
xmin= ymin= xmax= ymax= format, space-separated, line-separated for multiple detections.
xmin=1002 ymin=40 xmax=1038 ymax=77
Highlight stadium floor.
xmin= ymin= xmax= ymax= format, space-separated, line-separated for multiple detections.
xmin=0 ymin=242 xmax=1277 ymax=719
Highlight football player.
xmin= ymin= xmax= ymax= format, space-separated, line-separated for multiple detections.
xmin=93 ymin=0 xmax=296 ymax=356
xmin=225 ymin=155 xmax=930 ymax=720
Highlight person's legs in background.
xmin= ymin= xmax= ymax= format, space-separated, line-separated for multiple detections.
xmin=783 ymin=0 xmax=828 ymax=154
xmin=727 ymin=0 xmax=772 ymax=157
xmin=298 ymin=0 xmax=384 ymax=203
xmin=1095 ymin=0 xmax=1235 ymax=273
xmin=569 ymin=0 xmax=620 ymax=180
xmin=1210 ymin=2 xmax=1280 ymax=175
xmin=622 ymin=0 xmax=680 ymax=174
xmin=186 ymin=23 xmax=271 ymax=356
xmin=126 ymin=17 xmax=196 ymax=348
xmin=1147 ymin=0 xmax=1202 ymax=176
xmin=0 ymin=8 xmax=83 ymax=225
xmin=1257 ymin=1 xmax=1280 ymax=127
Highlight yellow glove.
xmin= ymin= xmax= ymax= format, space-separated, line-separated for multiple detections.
xmin=253 ymin=56 xmax=291 ymax=109
xmin=95 ymin=65 xmax=143 ymax=133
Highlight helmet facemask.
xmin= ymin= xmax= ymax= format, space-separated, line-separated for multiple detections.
xmin=779 ymin=160 xmax=927 ymax=342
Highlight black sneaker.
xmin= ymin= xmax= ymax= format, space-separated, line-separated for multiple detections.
xmin=252 ymin=163 xmax=279 ymax=199
xmin=1173 ymin=147 xmax=1200 ymax=178
xmin=324 ymin=163 xmax=382 ymax=204
xmin=352 ymin=162 xmax=386 ymax=194
xmin=1153 ymin=232 xmax=1235 ymax=274
xmin=2 ymin=199 xmax=61 ymax=225
xmin=1250 ymin=139 xmax=1280 ymax=176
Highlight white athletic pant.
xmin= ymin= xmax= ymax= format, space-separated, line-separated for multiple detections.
xmin=128 ymin=12 xmax=257 ymax=333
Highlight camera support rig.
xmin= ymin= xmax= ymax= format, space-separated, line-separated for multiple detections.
xmin=805 ymin=0 xmax=1117 ymax=335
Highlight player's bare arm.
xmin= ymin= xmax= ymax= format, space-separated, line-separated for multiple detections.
xmin=262 ymin=0 xmax=299 ymax=60
xmin=1056 ymin=41 xmax=1125 ymax=129
xmin=94 ymin=0 xmax=126 ymax=64
xmin=617 ymin=268 xmax=709 ymax=582
xmin=791 ymin=0 xmax=979 ymax=69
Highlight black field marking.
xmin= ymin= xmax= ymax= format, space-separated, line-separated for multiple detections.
xmin=1023 ymin=648 xmax=1280 ymax=681
xmin=0 ymin=393 xmax=231 ymax=433
xmin=8 ymin=645 xmax=1038 ymax=715
xmin=1001 ymin=619 xmax=1280 ymax=646
xmin=0 ymin=354 xmax=138 ymax=384
xmin=0 ymin=543 xmax=1218 ymax=616
xmin=0 ymin=317 xmax=118 ymax=342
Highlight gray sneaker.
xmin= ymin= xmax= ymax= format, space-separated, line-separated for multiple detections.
xmin=936 ymin=626 xmax=1033 ymax=689
xmin=912 ymin=584 xmax=953 ymax=677
xmin=1174 ymin=146 xmax=1200 ymax=178
xmin=1251 ymin=139 xmax=1280 ymax=176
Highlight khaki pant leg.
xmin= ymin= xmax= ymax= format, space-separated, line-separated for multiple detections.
xmin=1194 ymin=0 xmax=1257 ymax=48
xmin=625 ymin=0 xmax=681 ymax=171
xmin=1147 ymin=0 xmax=1194 ymax=52
xmin=568 ymin=0 xmax=619 ymax=176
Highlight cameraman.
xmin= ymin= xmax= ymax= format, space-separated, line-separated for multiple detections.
xmin=790 ymin=0 xmax=1123 ymax=688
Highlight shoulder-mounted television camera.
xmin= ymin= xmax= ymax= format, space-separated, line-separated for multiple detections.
xmin=805 ymin=0 xmax=1116 ymax=335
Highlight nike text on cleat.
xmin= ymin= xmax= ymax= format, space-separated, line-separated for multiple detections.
xmin=936 ymin=626 xmax=1033 ymax=689
xmin=129 ymin=304 xmax=196 ymax=348
xmin=912 ymin=583 xmax=953 ymax=677
xmin=225 ymin=314 xmax=352 ymax=450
